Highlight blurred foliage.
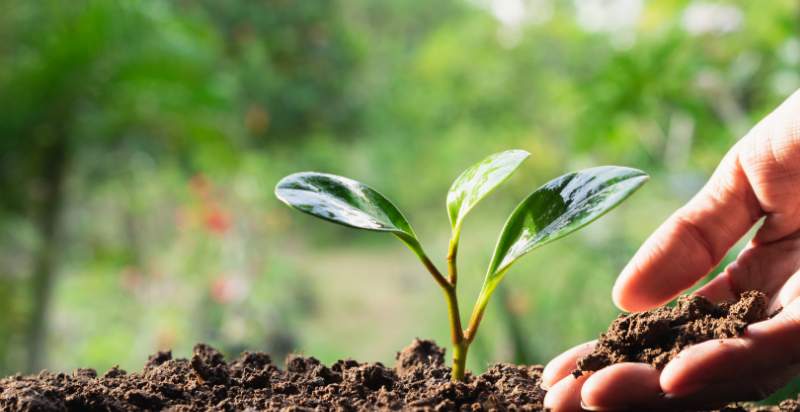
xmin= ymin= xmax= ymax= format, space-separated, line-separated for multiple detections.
xmin=1 ymin=0 xmax=799 ymax=404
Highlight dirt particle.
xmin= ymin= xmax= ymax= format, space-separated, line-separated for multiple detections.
xmin=394 ymin=338 xmax=445 ymax=377
xmin=145 ymin=350 xmax=172 ymax=368
xmin=190 ymin=344 xmax=230 ymax=385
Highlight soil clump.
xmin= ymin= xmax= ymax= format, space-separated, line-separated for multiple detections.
xmin=576 ymin=291 xmax=769 ymax=374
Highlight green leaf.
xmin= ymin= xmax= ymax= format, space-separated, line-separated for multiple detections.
xmin=486 ymin=165 xmax=648 ymax=283
xmin=274 ymin=172 xmax=423 ymax=254
xmin=446 ymin=149 xmax=530 ymax=235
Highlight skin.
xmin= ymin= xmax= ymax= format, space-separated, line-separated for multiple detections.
xmin=542 ymin=89 xmax=800 ymax=411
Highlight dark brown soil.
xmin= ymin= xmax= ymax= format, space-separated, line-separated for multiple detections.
xmin=575 ymin=291 xmax=769 ymax=374
xmin=0 ymin=339 xmax=545 ymax=411
xmin=573 ymin=290 xmax=800 ymax=411
xmin=1 ymin=292 xmax=798 ymax=411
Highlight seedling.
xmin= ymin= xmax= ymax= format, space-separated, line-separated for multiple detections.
xmin=275 ymin=150 xmax=648 ymax=381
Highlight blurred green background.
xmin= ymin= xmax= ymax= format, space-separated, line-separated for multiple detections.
xmin=2 ymin=0 xmax=799 ymax=404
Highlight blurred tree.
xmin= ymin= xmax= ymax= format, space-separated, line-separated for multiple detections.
xmin=0 ymin=0 xmax=237 ymax=372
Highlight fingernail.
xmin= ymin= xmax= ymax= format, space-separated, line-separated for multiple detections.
xmin=665 ymin=382 xmax=706 ymax=398
xmin=580 ymin=401 xmax=615 ymax=411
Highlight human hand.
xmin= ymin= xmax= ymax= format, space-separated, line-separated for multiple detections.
xmin=542 ymin=90 xmax=800 ymax=411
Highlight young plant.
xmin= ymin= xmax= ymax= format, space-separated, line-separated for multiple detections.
xmin=274 ymin=150 xmax=648 ymax=381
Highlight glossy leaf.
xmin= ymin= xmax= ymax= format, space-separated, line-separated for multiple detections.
xmin=446 ymin=149 xmax=530 ymax=234
xmin=487 ymin=165 xmax=648 ymax=282
xmin=275 ymin=172 xmax=423 ymax=253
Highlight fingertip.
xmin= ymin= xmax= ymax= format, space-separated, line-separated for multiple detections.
xmin=581 ymin=363 xmax=662 ymax=410
xmin=613 ymin=253 xmax=674 ymax=312
xmin=543 ymin=374 xmax=588 ymax=412
xmin=612 ymin=269 xmax=653 ymax=313
xmin=541 ymin=341 xmax=597 ymax=389
xmin=611 ymin=281 xmax=627 ymax=312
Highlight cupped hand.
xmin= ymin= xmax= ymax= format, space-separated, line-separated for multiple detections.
xmin=542 ymin=90 xmax=800 ymax=411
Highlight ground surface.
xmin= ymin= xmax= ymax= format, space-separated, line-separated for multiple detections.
xmin=0 ymin=339 xmax=545 ymax=411
xmin=2 ymin=292 xmax=800 ymax=411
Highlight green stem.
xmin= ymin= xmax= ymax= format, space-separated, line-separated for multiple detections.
xmin=465 ymin=268 xmax=509 ymax=344
xmin=465 ymin=294 xmax=487 ymax=344
xmin=443 ymin=282 xmax=466 ymax=380
xmin=447 ymin=238 xmax=458 ymax=285
xmin=417 ymin=252 xmax=450 ymax=290
xmin=451 ymin=340 xmax=468 ymax=381
xmin=419 ymin=251 xmax=467 ymax=381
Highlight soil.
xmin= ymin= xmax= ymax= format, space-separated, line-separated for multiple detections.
xmin=574 ymin=290 xmax=800 ymax=411
xmin=0 ymin=339 xmax=545 ymax=411
xmin=1 ymin=291 xmax=798 ymax=411
xmin=575 ymin=291 xmax=770 ymax=374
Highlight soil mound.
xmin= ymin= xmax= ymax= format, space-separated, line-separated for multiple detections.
xmin=0 ymin=339 xmax=545 ymax=411
xmin=576 ymin=291 xmax=769 ymax=374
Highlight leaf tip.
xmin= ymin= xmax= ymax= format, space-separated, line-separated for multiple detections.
xmin=510 ymin=148 xmax=531 ymax=158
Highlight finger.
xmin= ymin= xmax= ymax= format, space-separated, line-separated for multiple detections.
xmin=695 ymin=234 xmax=800 ymax=305
xmin=613 ymin=142 xmax=761 ymax=312
xmin=777 ymin=270 xmax=800 ymax=309
xmin=579 ymin=363 xmax=662 ymax=410
xmin=659 ymin=369 xmax=795 ymax=410
xmin=660 ymin=338 xmax=756 ymax=396
xmin=543 ymin=373 xmax=589 ymax=412
xmin=542 ymin=340 xmax=597 ymax=389
xmin=581 ymin=362 xmax=796 ymax=411
xmin=659 ymin=362 xmax=800 ymax=410
xmin=661 ymin=297 xmax=800 ymax=395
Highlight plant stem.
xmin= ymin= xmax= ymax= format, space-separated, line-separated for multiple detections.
xmin=446 ymin=235 xmax=469 ymax=380
xmin=447 ymin=238 xmax=458 ymax=285
xmin=443 ymin=282 xmax=466 ymax=380
xmin=464 ymin=268 xmax=509 ymax=344
xmin=464 ymin=289 xmax=489 ymax=344
xmin=451 ymin=339 xmax=468 ymax=381
xmin=420 ymin=254 xmax=467 ymax=381
xmin=419 ymin=254 xmax=450 ymax=290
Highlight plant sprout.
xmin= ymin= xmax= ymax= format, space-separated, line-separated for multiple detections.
xmin=274 ymin=150 xmax=648 ymax=381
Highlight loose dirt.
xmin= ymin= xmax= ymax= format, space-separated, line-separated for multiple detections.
xmin=0 ymin=339 xmax=544 ymax=411
xmin=576 ymin=291 xmax=769 ymax=374
xmin=1 ymin=291 xmax=798 ymax=411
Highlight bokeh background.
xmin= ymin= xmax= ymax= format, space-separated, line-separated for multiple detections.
xmin=2 ymin=0 xmax=800 ymax=404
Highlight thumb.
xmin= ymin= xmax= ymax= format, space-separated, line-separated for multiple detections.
xmin=613 ymin=142 xmax=761 ymax=311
